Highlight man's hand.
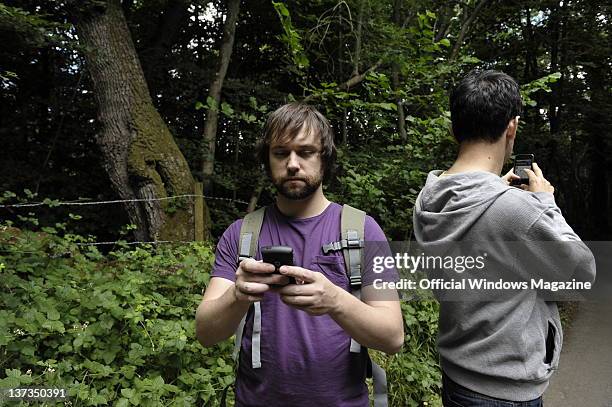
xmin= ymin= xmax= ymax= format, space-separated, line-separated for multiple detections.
xmin=524 ymin=162 xmax=555 ymax=194
xmin=502 ymin=168 xmax=521 ymax=185
xmin=234 ymin=258 xmax=289 ymax=303
xmin=277 ymin=266 xmax=341 ymax=316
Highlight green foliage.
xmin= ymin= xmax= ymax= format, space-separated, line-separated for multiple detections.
xmin=272 ymin=2 xmax=310 ymax=76
xmin=372 ymin=301 xmax=441 ymax=407
xmin=329 ymin=111 xmax=455 ymax=240
xmin=0 ymin=224 xmax=235 ymax=406
xmin=521 ymin=72 xmax=562 ymax=107
xmin=0 ymin=3 xmax=65 ymax=47
xmin=0 ymin=219 xmax=444 ymax=406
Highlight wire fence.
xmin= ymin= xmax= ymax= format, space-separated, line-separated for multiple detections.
xmin=0 ymin=194 xmax=250 ymax=209
xmin=0 ymin=193 xmax=251 ymax=250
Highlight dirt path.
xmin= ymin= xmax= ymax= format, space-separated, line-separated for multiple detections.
xmin=544 ymin=299 xmax=612 ymax=406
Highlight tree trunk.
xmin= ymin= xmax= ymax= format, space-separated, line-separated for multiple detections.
xmin=247 ymin=183 xmax=263 ymax=213
xmin=351 ymin=0 xmax=366 ymax=78
xmin=548 ymin=3 xmax=561 ymax=136
xmin=434 ymin=1 xmax=456 ymax=42
xmin=392 ymin=0 xmax=407 ymax=142
xmin=73 ymin=0 xmax=209 ymax=241
xmin=450 ymin=0 xmax=490 ymax=61
xmin=521 ymin=6 xmax=539 ymax=80
xmin=339 ymin=22 xmax=348 ymax=144
xmin=201 ymin=0 xmax=241 ymax=193
xmin=586 ymin=67 xmax=611 ymax=239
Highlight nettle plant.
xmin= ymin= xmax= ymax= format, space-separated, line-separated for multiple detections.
xmin=0 ymin=223 xmax=235 ymax=406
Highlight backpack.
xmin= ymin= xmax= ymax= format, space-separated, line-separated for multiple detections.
xmin=233 ymin=204 xmax=388 ymax=407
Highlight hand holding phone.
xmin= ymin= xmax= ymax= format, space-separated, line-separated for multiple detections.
xmin=261 ymin=245 xmax=295 ymax=286
xmin=511 ymin=154 xmax=534 ymax=186
xmin=524 ymin=162 xmax=555 ymax=194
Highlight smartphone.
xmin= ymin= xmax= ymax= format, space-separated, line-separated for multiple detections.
xmin=511 ymin=154 xmax=534 ymax=186
xmin=261 ymin=245 xmax=295 ymax=285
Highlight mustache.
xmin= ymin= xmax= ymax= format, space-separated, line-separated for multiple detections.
xmin=283 ymin=177 xmax=308 ymax=182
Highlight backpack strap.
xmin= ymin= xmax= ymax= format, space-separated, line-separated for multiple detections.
xmin=238 ymin=206 xmax=266 ymax=263
xmin=233 ymin=206 xmax=266 ymax=369
xmin=371 ymin=360 xmax=388 ymax=407
xmin=339 ymin=204 xmax=366 ymax=353
xmin=337 ymin=204 xmax=389 ymax=407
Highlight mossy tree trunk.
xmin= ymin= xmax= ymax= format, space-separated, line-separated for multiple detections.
xmin=73 ymin=0 xmax=209 ymax=241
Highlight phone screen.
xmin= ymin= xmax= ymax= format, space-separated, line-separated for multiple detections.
xmin=513 ymin=154 xmax=534 ymax=184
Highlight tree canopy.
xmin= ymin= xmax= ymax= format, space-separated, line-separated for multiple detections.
xmin=1 ymin=0 xmax=610 ymax=239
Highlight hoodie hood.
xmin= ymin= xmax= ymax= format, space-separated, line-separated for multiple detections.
xmin=413 ymin=170 xmax=512 ymax=242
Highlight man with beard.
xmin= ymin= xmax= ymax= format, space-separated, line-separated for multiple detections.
xmin=195 ymin=103 xmax=403 ymax=407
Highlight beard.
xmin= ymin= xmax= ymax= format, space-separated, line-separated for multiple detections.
xmin=272 ymin=171 xmax=323 ymax=200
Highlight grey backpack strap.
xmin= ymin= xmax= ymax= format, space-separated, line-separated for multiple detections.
xmin=371 ymin=360 xmax=388 ymax=407
xmin=340 ymin=204 xmax=366 ymax=353
xmin=234 ymin=206 xmax=266 ymax=369
xmin=238 ymin=207 xmax=266 ymax=263
xmin=341 ymin=205 xmax=389 ymax=407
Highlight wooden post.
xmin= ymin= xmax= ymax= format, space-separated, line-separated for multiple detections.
xmin=194 ymin=182 xmax=204 ymax=241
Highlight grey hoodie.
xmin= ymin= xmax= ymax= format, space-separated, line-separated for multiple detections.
xmin=413 ymin=170 xmax=596 ymax=401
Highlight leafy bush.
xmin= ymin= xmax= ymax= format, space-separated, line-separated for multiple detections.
xmin=0 ymin=221 xmax=443 ymax=406
xmin=0 ymin=225 xmax=234 ymax=406
xmin=372 ymin=301 xmax=441 ymax=407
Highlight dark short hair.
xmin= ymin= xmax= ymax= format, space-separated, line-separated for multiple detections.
xmin=257 ymin=103 xmax=337 ymax=182
xmin=450 ymin=70 xmax=523 ymax=143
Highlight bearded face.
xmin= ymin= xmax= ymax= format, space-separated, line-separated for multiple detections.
xmin=268 ymin=128 xmax=324 ymax=201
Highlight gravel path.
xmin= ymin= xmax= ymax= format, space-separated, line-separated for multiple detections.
xmin=544 ymin=298 xmax=612 ymax=406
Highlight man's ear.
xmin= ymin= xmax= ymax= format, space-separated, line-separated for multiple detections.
xmin=506 ymin=116 xmax=519 ymax=140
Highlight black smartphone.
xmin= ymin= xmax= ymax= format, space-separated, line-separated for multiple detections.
xmin=261 ymin=245 xmax=295 ymax=285
xmin=511 ymin=154 xmax=534 ymax=186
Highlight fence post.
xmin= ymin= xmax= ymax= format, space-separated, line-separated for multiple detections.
xmin=194 ymin=182 xmax=204 ymax=241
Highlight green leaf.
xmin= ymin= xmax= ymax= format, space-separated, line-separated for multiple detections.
xmin=6 ymin=369 xmax=22 ymax=378
xmin=272 ymin=2 xmax=290 ymax=17
xmin=206 ymin=96 xmax=218 ymax=111
xmin=220 ymin=102 xmax=234 ymax=117
xmin=377 ymin=102 xmax=397 ymax=111
xmin=20 ymin=343 xmax=35 ymax=356
xmin=121 ymin=388 xmax=135 ymax=399
xmin=47 ymin=309 xmax=60 ymax=321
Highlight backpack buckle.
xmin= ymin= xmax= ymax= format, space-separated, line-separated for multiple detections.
xmin=346 ymin=230 xmax=363 ymax=248
xmin=322 ymin=241 xmax=343 ymax=254
xmin=350 ymin=274 xmax=362 ymax=288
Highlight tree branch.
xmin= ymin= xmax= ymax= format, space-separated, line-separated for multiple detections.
xmin=302 ymin=58 xmax=383 ymax=103
xmin=450 ymin=0 xmax=490 ymax=60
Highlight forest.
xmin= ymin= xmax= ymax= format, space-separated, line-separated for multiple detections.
xmin=1 ymin=0 xmax=610 ymax=405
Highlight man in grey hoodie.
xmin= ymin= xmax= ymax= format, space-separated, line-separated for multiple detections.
xmin=413 ymin=70 xmax=596 ymax=406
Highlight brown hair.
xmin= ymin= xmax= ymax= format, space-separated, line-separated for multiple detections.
xmin=257 ymin=103 xmax=337 ymax=182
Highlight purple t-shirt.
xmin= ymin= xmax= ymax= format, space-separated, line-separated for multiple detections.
xmin=212 ymin=203 xmax=395 ymax=407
